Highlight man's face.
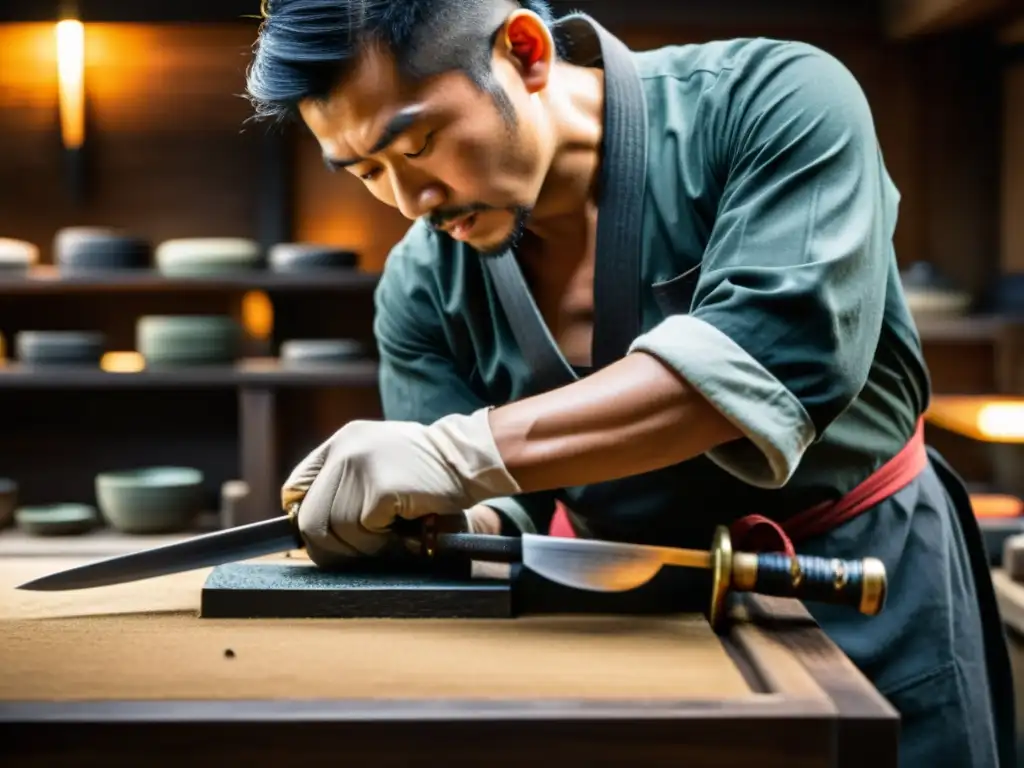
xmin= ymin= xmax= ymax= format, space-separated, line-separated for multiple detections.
xmin=299 ymin=37 xmax=550 ymax=256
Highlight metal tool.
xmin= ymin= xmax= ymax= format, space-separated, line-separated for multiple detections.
xmin=520 ymin=526 xmax=887 ymax=628
xmin=16 ymin=511 xmax=886 ymax=630
xmin=13 ymin=512 xmax=517 ymax=592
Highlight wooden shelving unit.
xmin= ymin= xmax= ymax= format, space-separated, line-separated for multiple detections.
xmin=0 ymin=267 xmax=380 ymax=295
xmin=0 ymin=358 xmax=378 ymax=389
xmin=0 ymin=267 xmax=385 ymax=537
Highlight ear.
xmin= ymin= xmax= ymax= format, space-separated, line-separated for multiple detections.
xmin=498 ymin=9 xmax=554 ymax=93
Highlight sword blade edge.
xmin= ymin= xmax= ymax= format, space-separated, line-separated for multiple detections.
xmin=15 ymin=516 xmax=301 ymax=591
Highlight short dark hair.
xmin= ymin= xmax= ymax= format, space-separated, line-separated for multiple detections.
xmin=245 ymin=0 xmax=560 ymax=124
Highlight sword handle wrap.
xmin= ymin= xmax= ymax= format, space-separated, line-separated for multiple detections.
xmin=731 ymin=552 xmax=887 ymax=616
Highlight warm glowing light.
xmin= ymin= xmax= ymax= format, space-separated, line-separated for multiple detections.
xmin=977 ymin=403 xmax=1024 ymax=441
xmin=100 ymin=351 xmax=144 ymax=373
xmin=56 ymin=19 xmax=85 ymax=149
xmin=970 ymin=494 xmax=1023 ymax=519
xmin=241 ymin=290 xmax=273 ymax=340
xmin=927 ymin=395 xmax=1024 ymax=443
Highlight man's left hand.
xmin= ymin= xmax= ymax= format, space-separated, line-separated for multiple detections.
xmin=281 ymin=408 xmax=521 ymax=567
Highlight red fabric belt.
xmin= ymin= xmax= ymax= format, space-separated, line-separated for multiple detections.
xmin=548 ymin=417 xmax=928 ymax=555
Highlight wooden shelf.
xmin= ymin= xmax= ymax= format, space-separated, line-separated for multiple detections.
xmin=0 ymin=268 xmax=380 ymax=295
xmin=0 ymin=358 xmax=379 ymax=389
xmin=915 ymin=314 xmax=1021 ymax=342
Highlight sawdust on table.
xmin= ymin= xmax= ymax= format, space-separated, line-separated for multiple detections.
xmin=0 ymin=554 xmax=754 ymax=702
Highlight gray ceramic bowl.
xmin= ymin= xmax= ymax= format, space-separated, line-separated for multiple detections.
xmin=15 ymin=503 xmax=98 ymax=536
xmin=15 ymin=330 xmax=105 ymax=366
xmin=96 ymin=466 xmax=204 ymax=534
xmin=155 ymin=238 xmax=262 ymax=276
xmin=280 ymin=338 xmax=369 ymax=366
xmin=0 ymin=478 xmax=17 ymax=528
xmin=268 ymin=243 xmax=358 ymax=272
xmin=136 ymin=315 xmax=240 ymax=367
xmin=53 ymin=226 xmax=151 ymax=272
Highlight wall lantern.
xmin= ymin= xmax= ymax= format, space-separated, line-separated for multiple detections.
xmin=56 ymin=2 xmax=86 ymax=203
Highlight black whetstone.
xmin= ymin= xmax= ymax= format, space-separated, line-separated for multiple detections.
xmin=200 ymin=562 xmax=513 ymax=619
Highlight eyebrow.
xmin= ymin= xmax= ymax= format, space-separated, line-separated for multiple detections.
xmin=323 ymin=105 xmax=425 ymax=170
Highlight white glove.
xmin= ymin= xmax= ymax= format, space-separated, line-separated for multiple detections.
xmin=281 ymin=407 xmax=521 ymax=567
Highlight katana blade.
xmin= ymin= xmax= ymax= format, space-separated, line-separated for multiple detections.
xmin=15 ymin=515 xmax=303 ymax=591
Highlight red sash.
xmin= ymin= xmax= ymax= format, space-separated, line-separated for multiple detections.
xmin=548 ymin=417 xmax=928 ymax=555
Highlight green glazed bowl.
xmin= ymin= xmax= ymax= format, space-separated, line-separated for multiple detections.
xmin=96 ymin=466 xmax=204 ymax=534
xmin=15 ymin=503 xmax=97 ymax=536
xmin=136 ymin=315 xmax=240 ymax=367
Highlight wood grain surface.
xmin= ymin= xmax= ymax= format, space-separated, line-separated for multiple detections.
xmin=0 ymin=556 xmax=753 ymax=702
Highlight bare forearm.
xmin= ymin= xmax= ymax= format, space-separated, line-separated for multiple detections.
xmin=487 ymin=351 xmax=742 ymax=493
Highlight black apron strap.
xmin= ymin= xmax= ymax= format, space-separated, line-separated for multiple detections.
xmin=582 ymin=20 xmax=648 ymax=369
xmin=927 ymin=446 xmax=1017 ymax=768
xmin=483 ymin=252 xmax=578 ymax=394
xmin=481 ymin=13 xmax=649 ymax=391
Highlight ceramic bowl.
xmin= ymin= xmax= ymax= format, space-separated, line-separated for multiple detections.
xmin=96 ymin=466 xmax=204 ymax=534
xmin=268 ymin=243 xmax=358 ymax=272
xmin=53 ymin=226 xmax=151 ymax=272
xmin=155 ymin=238 xmax=263 ymax=276
xmin=136 ymin=315 xmax=240 ymax=367
xmin=0 ymin=237 xmax=39 ymax=273
xmin=15 ymin=330 xmax=105 ymax=366
xmin=279 ymin=338 xmax=369 ymax=366
xmin=15 ymin=503 xmax=98 ymax=536
xmin=0 ymin=478 xmax=17 ymax=528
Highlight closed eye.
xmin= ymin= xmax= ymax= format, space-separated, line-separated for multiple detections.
xmin=405 ymin=131 xmax=434 ymax=159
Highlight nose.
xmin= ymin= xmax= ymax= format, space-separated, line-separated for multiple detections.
xmin=392 ymin=174 xmax=445 ymax=221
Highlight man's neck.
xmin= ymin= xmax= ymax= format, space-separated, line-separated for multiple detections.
xmin=526 ymin=61 xmax=605 ymax=244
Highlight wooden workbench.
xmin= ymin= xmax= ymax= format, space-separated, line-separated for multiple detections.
xmin=0 ymin=554 xmax=898 ymax=767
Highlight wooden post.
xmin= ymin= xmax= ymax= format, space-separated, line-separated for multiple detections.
xmin=1001 ymin=18 xmax=1024 ymax=274
xmin=237 ymin=386 xmax=277 ymax=526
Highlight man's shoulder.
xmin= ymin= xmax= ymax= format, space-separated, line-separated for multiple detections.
xmin=634 ymin=37 xmax=871 ymax=160
xmin=632 ymin=37 xmax=843 ymax=86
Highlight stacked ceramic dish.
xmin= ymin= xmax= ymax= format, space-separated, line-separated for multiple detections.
xmin=96 ymin=466 xmax=204 ymax=534
xmin=269 ymin=242 xmax=358 ymax=272
xmin=136 ymin=315 xmax=240 ymax=367
xmin=279 ymin=338 xmax=369 ymax=367
xmin=15 ymin=504 xmax=98 ymax=536
xmin=900 ymin=261 xmax=970 ymax=321
xmin=15 ymin=330 xmax=105 ymax=366
xmin=54 ymin=226 xmax=151 ymax=272
xmin=155 ymin=238 xmax=263 ymax=276
xmin=0 ymin=237 xmax=39 ymax=274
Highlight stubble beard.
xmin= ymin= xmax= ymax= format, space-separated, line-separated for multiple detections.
xmin=427 ymin=204 xmax=533 ymax=257
xmin=474 ymin=205 xmax=532 ymax=257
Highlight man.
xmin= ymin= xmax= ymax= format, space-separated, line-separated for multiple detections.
xmin=246 ymin=1 xmax=1014 ymax=764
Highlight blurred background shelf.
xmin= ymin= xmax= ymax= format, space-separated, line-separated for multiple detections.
xmin=0 ymin=358 xmax=380 ymax=389
xmin=0 ymin=267 xmax=381 ymax=294
xmin=915 ymin=315 xmax=1024 ymax=342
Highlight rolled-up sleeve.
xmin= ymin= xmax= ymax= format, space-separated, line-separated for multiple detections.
xmin=374 ymin=243 xmax=555 ymax=535
xmin=629 ymin=43 xmax=893 ymax=488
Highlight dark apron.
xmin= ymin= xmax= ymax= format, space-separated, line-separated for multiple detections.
xmin=928 ymin=448 xmax=1016 ymax=768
